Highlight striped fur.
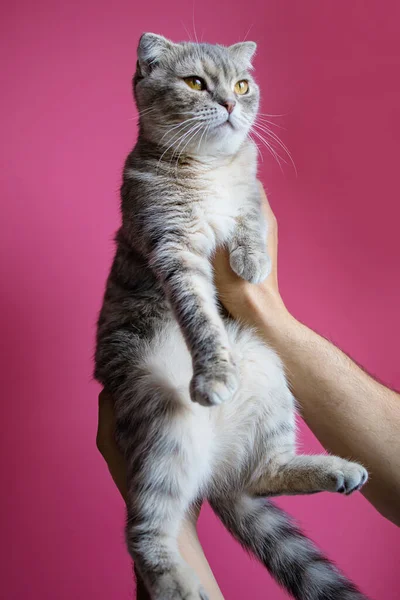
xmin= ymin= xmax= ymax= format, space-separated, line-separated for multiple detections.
xmin=212 ymin=495 xmax=366 ymax=600
xmin=95 ymin=34 xmax=369 ymax=599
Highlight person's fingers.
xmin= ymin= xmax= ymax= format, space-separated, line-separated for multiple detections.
xmin=213 ymin=244 xmax=240 ymax=286
xmin=96 ymin=389 xmax=117 ymax=451
xmin=257 ymin=181 xmax=278 ymax=268
xmin=257 ymin=182 xmax=278 ymax=287
xmin=257 ymin=181 xmax=274 ymax=220
xmin=97 ymin=389 xmax=128 ymax=501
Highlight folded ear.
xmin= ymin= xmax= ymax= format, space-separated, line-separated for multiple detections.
xmin=228 ymin=41 xmax=257 ymax=68
xmin=137 ymin=33 xmax=175 ymax=76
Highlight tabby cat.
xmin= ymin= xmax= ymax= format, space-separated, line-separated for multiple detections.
xmin=95 ymin=33 xmax=368 ymax=600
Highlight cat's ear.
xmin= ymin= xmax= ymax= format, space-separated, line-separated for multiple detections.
xmin=137 ymin=33 xmax=175 ymax=76
xmin=228 ymin=41 xmax=257 ymax=68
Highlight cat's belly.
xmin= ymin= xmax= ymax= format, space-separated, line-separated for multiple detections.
xmin=129 ymin=317 xmax=295 ymax=494
xmin=139 ymin=319 xmax=294 ymax=452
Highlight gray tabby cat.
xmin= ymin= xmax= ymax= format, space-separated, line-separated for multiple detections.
xmin=95 ymin=33 xmax=369 ymax=600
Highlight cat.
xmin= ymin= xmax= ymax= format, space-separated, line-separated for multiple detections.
xmin=94 ymin=33 xmax=368 ymax=600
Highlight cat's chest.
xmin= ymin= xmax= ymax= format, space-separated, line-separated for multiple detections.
xmin=191 ymin=166 xmax=250 ymax=253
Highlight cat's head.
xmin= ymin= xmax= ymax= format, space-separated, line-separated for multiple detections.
xmin=134 ymin=33 xmax=259 ymax=157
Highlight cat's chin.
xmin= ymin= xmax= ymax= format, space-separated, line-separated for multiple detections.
xmin=208 ymin=123 xmax=248 ymax=148
xmin=200 ymin=138 xmax=249 ymax=158
xmin=214 ymin=118 xmax=234 ymax=128
xmin=221 ymin=122 xmax=236 ymax=132
xmin=210 ymin=123 xmax=239 ymax=137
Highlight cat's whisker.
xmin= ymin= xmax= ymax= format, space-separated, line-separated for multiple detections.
xmin=166 ymin=122 xmax=202 ymax=170
xmin=161 ymin=116 xmax=203 ymax=129
xmin=174 ymin=123 xmax=203 ymax=166
xmin=257 ymin=111 xmax=288 ymax=118
xmin=192 ymin=2 xmax=199 ymax=45
xmin=173 ymin=122 xmax=202 ymax=153
xmin=233 ymin=113 xmax=252 ymax=129
xmin=250 ymin=128 xmax=286 ymax=172
xmin=252 ymin=122 xmax=297 ymax=175
xmin=157 ymin=112 xmax=203 ymax=127
xmin=158 ymin=117 xmax=204 ymax=131
xmin=137 ymin=107 xmax=158 ymax=116
xmin=162 ymin=122 xmax=194 ymax=148
xmin=196 ymin=122 xmax=209 ymax=153
xmin=253 ymin=139 xmax=264 ymax=163
xmin=233 ymin=112 xmax=287 ymax=172
xmin=173 ymin=123 xmax=204 ymax=174
xmin=181 ymin=21 xmax=193 ymax=42
xmin=228 ymin=115 xmax=267 ymax=166
xmin=159 ymin=117 xmax=204 ymax=141
xmin=241 ymin=24 xmax=254 ymax=43
xmin=255 ymin=116 xmax=285 ymax=130
xmin=181 ymin=123 xmax=204 ymax=156
xmin=130 ymin=107 xmax=158 ymax=121
xmin=257 ymin=135 xmax=286 ymax=168
xmin=136 ymin=109 xmax=201 ymax=128
xmin=241 ymin=112 xmax=292 ymax=170
xmin=156 ymin=121 xmax=198 ymax=172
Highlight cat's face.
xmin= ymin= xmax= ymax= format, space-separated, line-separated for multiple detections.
xmin=134 ymin=34 xmax=260 ymax=157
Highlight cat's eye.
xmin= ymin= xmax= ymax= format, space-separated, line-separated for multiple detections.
xmin=234 ymin=80 xmax=249 ymax=95
xmin=184 ymin=76 xmax=207 ymax=91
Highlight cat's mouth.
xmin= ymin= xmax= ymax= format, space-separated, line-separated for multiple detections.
xmin=215 ymin=118 xmax=235 ymax=130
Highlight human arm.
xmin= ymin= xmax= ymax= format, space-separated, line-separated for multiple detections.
xmin=96 ymin=390 xmax=224 ymax=600
xmin=213 ymin=184 xmax=400 ymax=527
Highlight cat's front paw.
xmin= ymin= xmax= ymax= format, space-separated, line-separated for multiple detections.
xmin=230 ymin=247 xmax=271 ymax=284
xmin=190 ymin=360 xmax=238 ymax=407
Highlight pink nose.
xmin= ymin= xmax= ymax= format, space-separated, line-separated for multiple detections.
xmin=221 ymin=100 xmax=236 ymax=114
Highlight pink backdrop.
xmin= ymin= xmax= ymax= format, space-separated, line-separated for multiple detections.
xmin=1 ymin=1 xmax=399 ymax=598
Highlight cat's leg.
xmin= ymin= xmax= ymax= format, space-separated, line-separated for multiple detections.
xmin=229 ymin=185 xmax=271 ymax=284
xmin=250 ymin=454 xmax=368 ymax=497
xmin=126 ymin=482 xmax=207 ymax=600
xmin=121 ymin=401 xmax=210 ymax=600
xmin=114 ymin=326 xmax=213 ymax=600
xmin=245 ymin=382 xmax=368 ymax=497
xmin=149 ymin=239 xmax=237 ymax=406
xmin=220 ymin=321 xmax=368 ymax=499
xmin=208 ymin=325 xmax=368 ymax=599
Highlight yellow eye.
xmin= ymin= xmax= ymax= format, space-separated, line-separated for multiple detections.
xmin=184 ymin=76 xmax=206 ymax=91
xmin=234 ymin=80 xmax=249 ymax=95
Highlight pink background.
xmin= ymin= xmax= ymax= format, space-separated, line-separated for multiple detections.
xmin=1 ymin=1 xmax=399 ymax=599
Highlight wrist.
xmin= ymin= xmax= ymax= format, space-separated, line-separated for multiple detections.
xmin=243 ymin=285 xmax=296 ymax=342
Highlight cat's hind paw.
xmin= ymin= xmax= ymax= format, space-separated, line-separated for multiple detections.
xmin=332 ymin=461 xmax=369 ymax=495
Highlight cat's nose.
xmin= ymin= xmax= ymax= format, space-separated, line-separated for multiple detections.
xmin=220 ymin=100 xmax=236 ymax=114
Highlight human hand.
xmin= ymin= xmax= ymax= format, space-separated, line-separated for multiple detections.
xmin=96 ymin=389 xmax=128 ymax=502
xmin=96 ymin=389 xmax=202 ymax=521
xmin=96 ymin=391 xmax=218 ymax=599
xmin=213 ymin=182 xmax=289 ymax=332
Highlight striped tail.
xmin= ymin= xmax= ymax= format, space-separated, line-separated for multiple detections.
xmin=210 ymin=494 xmax=368 ymax=600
